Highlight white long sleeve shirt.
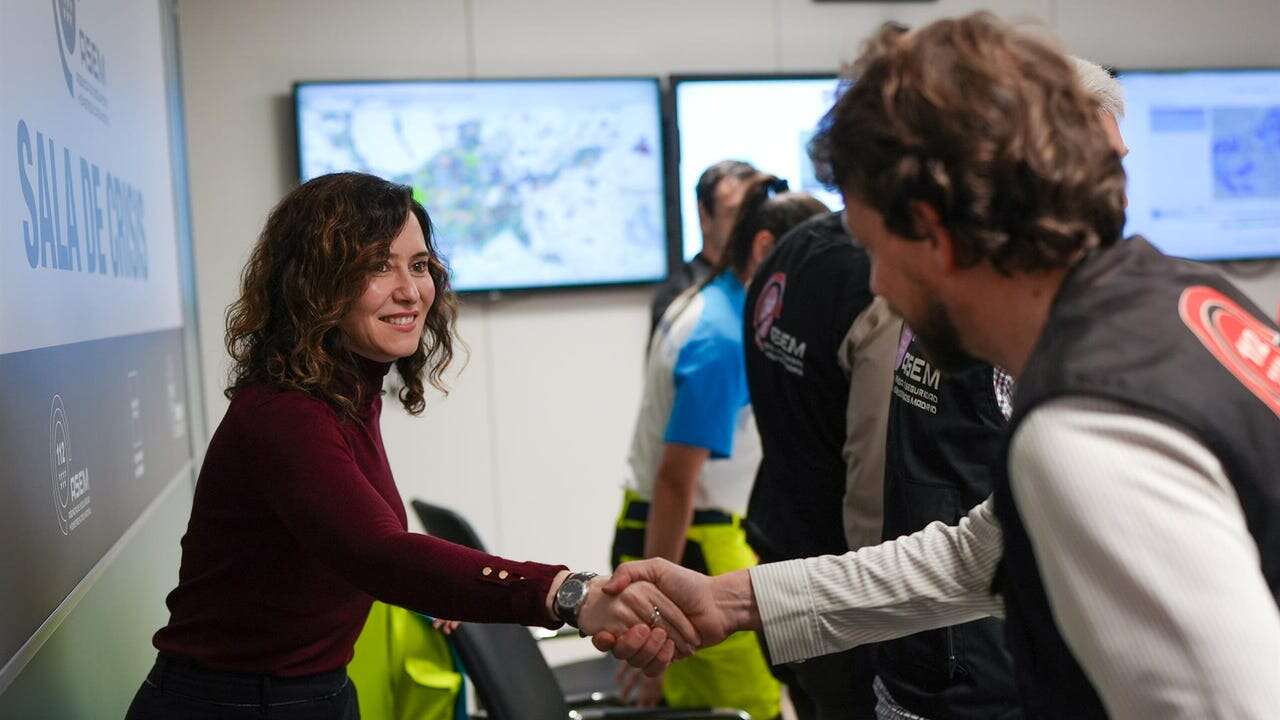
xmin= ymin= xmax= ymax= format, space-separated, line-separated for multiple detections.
xmin=751 ymin=396 xmax=1280 ymax=718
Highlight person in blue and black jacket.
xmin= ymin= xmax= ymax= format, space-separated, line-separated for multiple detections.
xmin=612 ymin=174 xmax=828 ymax=720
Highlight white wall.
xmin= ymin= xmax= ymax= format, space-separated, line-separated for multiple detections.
xmin=176 ymin=0 xmax=1280 ymax=579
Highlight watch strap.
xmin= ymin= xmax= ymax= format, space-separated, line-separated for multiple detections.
xmin=556 ymin=571 xmax=599 ymax=627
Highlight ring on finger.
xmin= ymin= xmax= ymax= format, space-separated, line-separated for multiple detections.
xmin=648 ymin=605 xmax=661 ymax=627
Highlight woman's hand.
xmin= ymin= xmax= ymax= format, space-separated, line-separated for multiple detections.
xmin=589 ymin=559 xmax=759 ymax=673
xmin=577 ymin=577 xmax=700 ymax=653
xmin=569 ymin=576 xmax=700 ymax=676
xmin=431 ymin=618 xmax=461 ymax=635
xmin=600 ymin=559 xmax=744 ymax=648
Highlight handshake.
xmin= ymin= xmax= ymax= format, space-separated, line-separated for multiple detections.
xmin=568 ymin=559 xmax=761 ymax=676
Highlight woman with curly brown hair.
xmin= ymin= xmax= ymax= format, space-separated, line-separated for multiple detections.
xmin=124 ymin=173 xmax=695 ymax=720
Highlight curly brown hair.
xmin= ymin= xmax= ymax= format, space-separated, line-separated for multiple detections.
xmin=225 ymin=172 xmax=459 ymax=419
xmin=809 ymin=13 xmax=1127 ymax=274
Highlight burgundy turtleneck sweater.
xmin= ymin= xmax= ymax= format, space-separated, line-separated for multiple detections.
xmin=153 ymin=357 xmax=566 ymax=676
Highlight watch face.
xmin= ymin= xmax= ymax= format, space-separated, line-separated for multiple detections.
xmin=557 ymin=579 xmax=585 ymax=607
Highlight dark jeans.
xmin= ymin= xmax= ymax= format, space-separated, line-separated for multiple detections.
xmin=768 ymin=644 xmax=877 ymax=720
xmin=752 ymin=539 xmax=877 ymax=720
xmin=756 ymin=621 xmax=876 ymax=720
xmin=124 ymin=653 xmax=359 ymax=719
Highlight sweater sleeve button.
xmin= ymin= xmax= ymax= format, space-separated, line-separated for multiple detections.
xmin=498 ymin=570 xmax=509 ymax=580
xmin=482 ymin=567 xmax=493 ymax=576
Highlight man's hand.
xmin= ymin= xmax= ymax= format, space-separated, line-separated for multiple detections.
xmin=589 ymin=558 xmax=760 ymax=667
xmin=574 ymin=576 xmax=701 ymax=675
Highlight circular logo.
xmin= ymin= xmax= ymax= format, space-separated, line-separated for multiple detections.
xmin=896 ymin=327 xmax=915 ymax=369
xmin=52 ymin=0 xmax=77 ymax=96
xmin=1179 ymin=285 xmax=1280 ymax=417
xmin=753 ymin=273 xmax=786 ymax=349
xmin=56 ymin=0 xmax=77 ymax=52
xmin=50 ymin=394 xmax=72 ymax=533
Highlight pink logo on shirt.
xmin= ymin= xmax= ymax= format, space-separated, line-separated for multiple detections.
xmin=753 ymin=273 xmax=786 ymax=349
xmin=896 ymin=327 xmax=915 ymax=369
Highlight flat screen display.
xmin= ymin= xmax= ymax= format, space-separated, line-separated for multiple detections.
xmin=673 ymin=75 xmax=843 ymax=261
xmin=1117 ymin=68 xmax=1280 ymax=261
xmin=295 ymin=78 xmax=668 ymax=292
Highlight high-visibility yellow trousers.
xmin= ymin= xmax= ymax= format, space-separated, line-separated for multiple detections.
xmin=612 ymin=490 xmax=781 ymax=720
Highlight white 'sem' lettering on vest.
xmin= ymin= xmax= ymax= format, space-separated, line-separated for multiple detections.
xmin=901 ymin=351 xmax=941 ymax=390
xmin=892 ymin=349 xmax=941 ymax=414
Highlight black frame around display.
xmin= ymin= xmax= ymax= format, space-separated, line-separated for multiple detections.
xmin=292 ymin=76 xmax=673 ymax=296
xmin=290 ymin=67 xmax=1280 ymax=292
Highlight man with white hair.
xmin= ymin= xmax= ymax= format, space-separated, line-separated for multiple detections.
xmin=1070 ymin=56 xmax=1128 ymax=157
xmin=868 ymin=53 xmax=1125 ymax=720
xmin=600 ymin=14 xmax=1280 ymax=718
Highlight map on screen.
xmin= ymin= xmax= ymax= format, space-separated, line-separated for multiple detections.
xmin=296 ymin=79 xmax=667 ymax=292
xmin=1119 ymin=69 xmax=1280 ymax=261
xmin=1212 ymin=106 xmax=1280 ymax=200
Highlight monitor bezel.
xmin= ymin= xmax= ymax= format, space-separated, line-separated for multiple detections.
xmin=291 ymin=75 xmax=673 ymax=296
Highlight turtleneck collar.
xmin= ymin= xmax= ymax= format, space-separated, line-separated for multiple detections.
xmin=352 ymin=353 xmax=393 ymax=404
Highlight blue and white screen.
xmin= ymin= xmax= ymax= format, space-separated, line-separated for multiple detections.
xmin=296 ymin=79 xmax=668 ymax=292
xmin=674 ymin=77 xmax=843 ymax=261
xmin=1119 ymin=69 xmax=1280 ymax=261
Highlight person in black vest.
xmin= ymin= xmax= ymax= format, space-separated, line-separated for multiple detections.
xmin=650 ymin=160 xmax=759 ymax=338
xmin=875 ymin=325 xmax=1020 ymax=720
xmin=597 ymin=13 xmax=1280 ymax=718
xmin=742 ymin=211 xmax=899 ymax=719
xmin=871 ymin=55 xmax=1125 ymax=720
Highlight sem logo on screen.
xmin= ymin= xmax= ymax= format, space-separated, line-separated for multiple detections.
xmin=51 ymin=0 xmax=110 ymax=125
xmin=50 ymin=394 xmax=92 ymax=535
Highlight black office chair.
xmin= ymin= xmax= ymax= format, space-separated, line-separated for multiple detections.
xmin=411 ymin=499 xmax=620 ymax=706
xmin=451 ymin=618 xmax=750 ymax=720
xmin=412 ymin=499 xmax=486 ymax=550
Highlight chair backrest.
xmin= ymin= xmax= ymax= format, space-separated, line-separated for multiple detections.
xmin=451 ymin=619 xmax=571 ymax=720
xmin=413 ymin=499 xmax=568 ymax=718
xmin=412 ymin=499 xmax=487 ymax=551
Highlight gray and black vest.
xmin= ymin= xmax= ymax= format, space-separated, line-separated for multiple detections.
xmin=994 ymin=237 xmax=1280 ymax=718
xmin=878 ymin=330 xmax=1022 ymax=719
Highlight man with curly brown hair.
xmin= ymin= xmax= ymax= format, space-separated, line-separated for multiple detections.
xmin=869 ymin=53 xmax=1126 ymax=720
xmin=600 ymin=13 xmax=1280 ymax=719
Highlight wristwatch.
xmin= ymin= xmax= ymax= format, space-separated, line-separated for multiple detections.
xmin=553 ymin=571 xmax=599 ymax=628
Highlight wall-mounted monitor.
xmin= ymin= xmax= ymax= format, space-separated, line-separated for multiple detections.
xmin=295 ymin=78 xmax=669 ymax=293
xmin=1117 ymin=68 xmax=1280 ymax=261
xmin=671 ymin=74 xmax=844 ymax=261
